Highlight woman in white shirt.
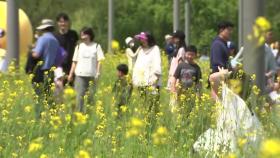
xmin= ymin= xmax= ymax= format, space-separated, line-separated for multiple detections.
xmin=133 ymin=32 xmax=162 ymax=111
xmin=68 ymin=27 xmax=105 ymax=113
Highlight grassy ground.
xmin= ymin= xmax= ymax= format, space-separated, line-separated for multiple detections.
xmin=0 ymin=52 xmax=279 ymax=158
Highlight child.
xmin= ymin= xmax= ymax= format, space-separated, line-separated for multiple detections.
xmin=170 ymin=45 xmax=202 ymax=113
xmin=171 ymin=45 xmax=202 ymax=95
xmin=113 ymin=64 xmax=133 ymax=114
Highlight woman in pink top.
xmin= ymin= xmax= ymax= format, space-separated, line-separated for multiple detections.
xmin=167 ymin=30 xmax=187 ymax=90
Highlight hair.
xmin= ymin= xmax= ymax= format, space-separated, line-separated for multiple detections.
xmin=172 ymin=31 xmax=187 ymax=57
xmin=145 ymin=32 xmax=156 ymax=47
xmin=117 ymin=64 xmax=129 ymax=75
xmin=43 ymin=26 xmax=55 ymax=32
xmin=185 ymin=45 xmax=197 ymax=54
xmin=81 ymin=27 xmax=95 ymax=41
xmin=217 ymin=21 xmax=234 ymax=33
xmin=56 ymin=12 xmax=70 ymax=22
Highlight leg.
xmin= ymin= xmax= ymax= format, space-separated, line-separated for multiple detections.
xmin=75 ymin=76 xmax=89 ymax=113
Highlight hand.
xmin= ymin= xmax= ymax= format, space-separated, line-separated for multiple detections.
xmin=67 ymin=74 xmax=73 ymax=82
xmin=218 ymin=66 xmax=231 ymax=78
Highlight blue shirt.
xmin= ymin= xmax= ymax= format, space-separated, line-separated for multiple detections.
xmin=210 ymin=36 xmax=230 ymax=73
xmin=33 ymin=32 xmax=60 ymax=70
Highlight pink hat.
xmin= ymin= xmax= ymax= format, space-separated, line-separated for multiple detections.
xmin=135 ymin=32 xmax=148 ymax=41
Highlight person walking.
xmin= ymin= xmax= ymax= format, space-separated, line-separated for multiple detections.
xmin=68 ymin=27 xmax=105 ymax=113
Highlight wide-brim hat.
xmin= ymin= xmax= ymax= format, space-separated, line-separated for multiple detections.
xmin=134 ymin=32 xmax=148 ymax=41
xmin=125 ymin=37 xmax=133 ymax=45
xmin=36 ymin=19 xmax=54 ymax=30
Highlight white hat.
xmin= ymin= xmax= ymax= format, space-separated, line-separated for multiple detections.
xmin=165 ymin=34 xmax=172 ymax=40
xmin=125 ymin=37 xmax=133 ymax=45
xmin=36 ymin=19 xmax=54 ymax=30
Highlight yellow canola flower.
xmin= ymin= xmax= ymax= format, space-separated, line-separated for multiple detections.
xmin=50 ymin=116 xmax=62 ymax=129
xmin=64 ymin=87 xmax=75 ymax=96
xmin=75 ymin=150 xmax=91 ymax=158
xmin=111 ymin=40 xmax=120 ymax=50
xmin=40 ymin=154 xmax=48 ymax=158
xmin=131 ymin=117 xmax=144 ymax=127
xmin=74 ymin=112 xmax=88 ymax=125
xmin=28 ymin=142 xmax=42 ymax=153
xmin=156 ymin=126 xmax=168 ymax=135
xmin=83 ymin=139 xmax=93 ymax=146
xmin=24 ymin=106 xmax=32 ymax=113
xmin=255 ymin=16 xmax=271 ymax=31
xmin=260 ymin=139 xmax=280 ymax=157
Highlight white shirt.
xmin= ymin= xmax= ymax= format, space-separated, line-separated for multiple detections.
xmin=73 ymin=42 xmax=105 ymax=77
xmin=132 ymin=45 xmax=162 ymax=87
xmin=125 ymin=48 xmax=138 ymax=72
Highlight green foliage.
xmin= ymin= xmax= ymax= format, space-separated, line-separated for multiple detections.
xmin=16 ymin=0 xmax=279 ymax=51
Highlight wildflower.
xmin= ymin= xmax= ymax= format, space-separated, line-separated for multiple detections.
xmin=65 ymin=114 xmax=71 ymax=123
xmin=120 ymin=105 xmax=128 ymax=113
xmin=238 ymin=138 xmax=247 ymax=147
xmin=152 ymin=126 xmax=169 ymax=145
xmin=64 ymin=87 xmax=75 ymax=96
xmin=83 ymin=139 xmax=93 ymax=146
xmin=12 ymin=153 xmax=18 ymax=158
xmin=255 ymin=16 xmax=271 ymax=31
xmin=74 ymin=112 xmax=88 ymax=125
xmin=24 ymin=106 xmax=32 ymax=113
xmin=59 ymin=147 xmax=64 ymax=154
xmin=28 ymin=142 xmax=42 ymax=153
xmin=75 ymin=150 xmax=91 ymax=158
xmin=40 ymin=154 xmax=48 ymax=158
xmin=251 ymin=74 xmax=256 ymax=81
xmin=49 ymin=133 xmax=58 ymax=140
xmin=131 ymin=118 xmax=144 ymax=127
xmin=156 ymin=126 xmax=168 ymax=135
xmin=50 ymin=116 xmax=62 ymax=129
xmin=111 ymin=40 xmax=120 ymax=50
xmin=252 ymin=85 xmax=260 ymax=95
xmin=260 ymin=139 xmax=280 ymax=157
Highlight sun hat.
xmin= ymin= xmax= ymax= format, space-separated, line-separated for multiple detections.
xmin=125 ymin=37 xmax=133 ymax=45
xmin=134 ymin=32 xmax=148 ymax=41
xmin=165 ymin=34 xmax=172 ymax=40
xmin=36 ymin=19 xmax=54 ymax=30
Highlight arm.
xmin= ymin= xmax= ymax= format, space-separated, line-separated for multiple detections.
xmin=152 ymin=46 xmax=162 ymax=83
xmin=32 ymin=38 xmax=44 ymax=59
xmin=68 ymin=61 xmax=77 ymax=82
xmin=96 ymin=44 xmax=105 ymax=79
xmin=68 ymin=45 xmax=79 ymax=81
xmin=171 ymin=64 xmax=181 ymax=93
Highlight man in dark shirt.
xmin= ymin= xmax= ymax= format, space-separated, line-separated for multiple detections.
xmin=210 ymin=21 xmax=234 ymax=73
xmin=55 ymin=13 xmax=78 ymax=76
xmin=172 ymin=45 xmax=202 ymax=93
xmin=209 ymin=21 xmax=234 ymax=99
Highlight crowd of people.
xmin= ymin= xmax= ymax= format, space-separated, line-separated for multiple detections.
xmin=1 ymin=12 xmax=276 ymax=118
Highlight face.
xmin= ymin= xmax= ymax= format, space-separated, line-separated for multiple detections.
xmin=57 ymin=18 xmax=70 ymax=31
xmin=220 ymin=27 xmax=233 ymax=41
xmin=140 ymin=39 xmax=148 ymax=47
xmin=129 ymin=41 xmax=135 ymax=48
xmin=117 ymin=70 xmax=124 ymax=77
xmin=185 ymin=51 xmax=196 ymax=63
xmin=173 ymin=37 xmax=180 ymax=45
xmin=80 ymin=32 xmax=90 ymax=42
